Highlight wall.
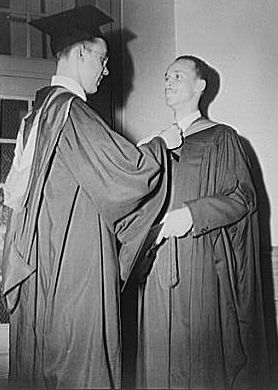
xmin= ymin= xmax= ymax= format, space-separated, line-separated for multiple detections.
xmin=121 ymin=0 xmax=176 ymax=142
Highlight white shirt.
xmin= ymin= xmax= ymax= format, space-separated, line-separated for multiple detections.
xmin=4 ymin=76 xmax=86 ymax=211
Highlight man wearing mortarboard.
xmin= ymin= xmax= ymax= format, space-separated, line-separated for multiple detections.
xmin=0 ymin=5 xmax=181 ymax=389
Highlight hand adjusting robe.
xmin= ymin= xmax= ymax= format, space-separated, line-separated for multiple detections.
xmin=1 ymin=86 xmax=168 ymax=389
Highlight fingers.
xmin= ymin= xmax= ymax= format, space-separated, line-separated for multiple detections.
xmin=156 ymin=213 xmax=169 ymax=243
xmin=156 ymin=226 xmax=165 ymax=244
xmin=159 ymin=124 xmax=183 ymax=149
xmin=161 ymin=212 xmax=168 ymax=224
xmin=156 ymin=208 xmax=193 ymax=244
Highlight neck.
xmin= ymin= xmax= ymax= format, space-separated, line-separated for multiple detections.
xmin=170 ymin=97 xmax=199 ymax=122
xmin=173 ymin=105 xmax=199 ymax=123
xmin=56 ymin=60 xmax=81 ymax=88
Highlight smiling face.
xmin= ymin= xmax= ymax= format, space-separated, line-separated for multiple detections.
xmin=78 ymin=38 xmax=109 ymax=94
xmin=165 ymin=58 xmax=204 ymax=112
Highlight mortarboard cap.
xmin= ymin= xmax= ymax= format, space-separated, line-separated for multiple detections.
xmin=29 ymin=5 xmax=113 ymax=56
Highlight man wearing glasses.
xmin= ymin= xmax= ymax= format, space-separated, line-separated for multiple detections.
xmin=1 ymin=5 xmax=181 ymax=389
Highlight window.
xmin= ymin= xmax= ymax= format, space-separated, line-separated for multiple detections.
xmin=0 ymin=97 xmax=32 ymax=323
xmin=0 ymin=98 xmax=32 ymax=186
xmin=0 ymin=0 xmax=75 ymax=58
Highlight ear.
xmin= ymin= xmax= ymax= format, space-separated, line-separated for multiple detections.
xmin=76 ymin=44 xmax=85 ymax=60
xmin=197 ymin=79 xmax=206 ymax=94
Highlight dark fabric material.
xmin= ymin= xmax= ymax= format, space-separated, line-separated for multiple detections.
xmin=121 ymin=223 xmax=163 ymax=292
xmin=136 ymin=120 xmax=270 ymax=390
xmin=1 ymin=86 xmax=168 ymax=389
xmin=23 ymin=87 xmax=52 ymax=148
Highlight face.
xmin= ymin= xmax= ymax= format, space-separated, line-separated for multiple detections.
xmin=164 ymin=59 xmax=201 ymax=110
xmin=78 ymin=38 xmax=109 ymax=94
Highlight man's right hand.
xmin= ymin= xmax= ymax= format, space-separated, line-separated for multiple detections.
xmin=158 ymin=124 xmax=183 ymax=149
xmin=156 ymin=207 xmax=193 ymax=244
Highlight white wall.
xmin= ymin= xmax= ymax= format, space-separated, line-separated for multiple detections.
xmin=122 ymin=0 xmax=176 ymax=141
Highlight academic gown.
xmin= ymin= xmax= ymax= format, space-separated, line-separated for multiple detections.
xmin=136 ymin=120 xmax=269 ymax=390
xmin=1 ymin=86 xmax=168 ymax=389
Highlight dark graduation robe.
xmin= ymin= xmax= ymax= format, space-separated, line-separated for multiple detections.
xmin=1 ymin=86 xmax=168 ymax=389
xmin=136 ymin=119 xmax=270 ymax=390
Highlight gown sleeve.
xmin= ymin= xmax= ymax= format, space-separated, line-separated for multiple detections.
xmin=59 ymin=99 xmax=169 ymax=279
xmin=186 ymin=128 xmax=256 ymax=237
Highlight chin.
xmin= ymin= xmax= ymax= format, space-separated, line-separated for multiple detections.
xmin=165 ymin=97 xmax=175 ymax=108
xmin=165 ymin=93 xmax=176 ymax=106
xmin=87 ymin=86 xmax=98 ymax=95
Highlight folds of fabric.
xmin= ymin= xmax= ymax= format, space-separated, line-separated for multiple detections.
xmin=1 ymin=86 xmax=168 ymax=389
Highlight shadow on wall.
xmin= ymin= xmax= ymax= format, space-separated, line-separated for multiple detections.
xmin=241 ymin=136 xmax=278 ymax=386
xmin=87 ymin=28 xmax=136 ymax=137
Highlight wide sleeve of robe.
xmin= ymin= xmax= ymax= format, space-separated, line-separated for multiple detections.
xmin=57 ymin=98 xmax=169 ymax=280
xmin=185 ymin=127 xmax=255 ymax=235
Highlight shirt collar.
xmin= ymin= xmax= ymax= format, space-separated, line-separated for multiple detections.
xmin=51 ymin=75 xmax=87 ymax=102
xmin=177 ymin=110 xmax=201 ymax=136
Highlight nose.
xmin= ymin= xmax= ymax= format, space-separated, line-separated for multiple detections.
xmin=103 ymin=65 xmax=109 ymax=76
xmin=166 ymin=77 xmax=173 ymax=87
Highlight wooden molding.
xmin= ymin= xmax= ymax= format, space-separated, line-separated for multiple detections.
xmin=0 ymin=55 xmax=55 ymax=80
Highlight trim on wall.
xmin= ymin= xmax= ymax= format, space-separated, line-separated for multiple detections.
xmin=0 ymin=55 xmax=55 ymax=80
xmin=0 ymin=55 xmax=55 ymax=99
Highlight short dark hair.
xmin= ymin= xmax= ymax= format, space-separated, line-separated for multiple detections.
xmin=55 ymin=37 xmax=102 ymax=62
xmin=175 ymin=55 xmax=220 ymax=118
